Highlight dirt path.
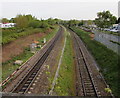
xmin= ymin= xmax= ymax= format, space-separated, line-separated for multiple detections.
xmin=2 ymin=33 xmax=46 ymax=63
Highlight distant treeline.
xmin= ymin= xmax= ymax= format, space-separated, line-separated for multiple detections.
xmin=1 ymin=14 xmax=61 ymax=29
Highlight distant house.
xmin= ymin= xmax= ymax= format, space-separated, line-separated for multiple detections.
xmin=0 ymin=23 xmax=16 ymax=28
xmin=83 ymin=21 xmax=97 ymax=29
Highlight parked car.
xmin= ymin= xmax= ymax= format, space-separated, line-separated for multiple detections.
xmin=110 ymin=29 xmax=119 ymax=33
xmin=104 ymin=28 xmax=111 ymax=31
xmin=98 ymin=24 xmax=120 ymax=33
xmin=109 ymin=24 xmax=120 ymax=33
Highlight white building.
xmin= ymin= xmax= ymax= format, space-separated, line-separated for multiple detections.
xmin=0 ymin=23 xmax=16 ymax=28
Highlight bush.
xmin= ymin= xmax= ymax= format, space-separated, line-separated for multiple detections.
xmin=39 ymin=22 xmax=49 ymax=28
xmin=29 ymin=20 xmax=41 ymax=28
xmin=49 ymin=26 xmax=54 ymax=29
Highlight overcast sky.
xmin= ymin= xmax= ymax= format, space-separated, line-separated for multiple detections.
xmin=0 ymin=0 xmax=119 ymax=20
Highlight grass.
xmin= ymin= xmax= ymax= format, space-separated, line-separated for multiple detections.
xmin=54 ymin=30 xmax=75 ymax=96
xmin=1 ymin=25 xmax=59 ymax=81
xmin=2 ymin=27 xmax=50 ymax=45
xmin=70 ymin=26 xmax=119 ymax=96
xmin=2 ymin=47 xmax=33 ymax=81
xmin=47 ymin=39 xmax=64 ymax=94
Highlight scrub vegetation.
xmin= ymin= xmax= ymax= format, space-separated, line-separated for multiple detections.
xmin=2 ymin=28 xmax=48 ymax=44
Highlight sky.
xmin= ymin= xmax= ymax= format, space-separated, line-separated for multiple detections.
xmin=0 ymin=0 xmax=119 ymax=20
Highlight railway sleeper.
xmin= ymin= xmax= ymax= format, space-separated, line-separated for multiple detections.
xmin=84 ymin=81 xmax=91 ymax=83
xmin=20 ymin=88 xmax=26 ymax=92
xmin=21 ymin=87 xmax=27 ymax=90
xmin=28 ymin=78 xmax=34 ymax=80
xmin=84 ymin=80 xmax=91 ymax=82
xmin=85 ymin=88 xmax=94 ymax=90
xmin=18 ymin=92 xmax=24 ymax=94
xmin=86 ymin=93 xmax=95 ymax=96
xmin=31 ymin=74 xmax=36 ymax=76
xmin=84 ymin=82 xmax=92 ymax=85
xmin=82 ymin=75 xmax=90 ymax=78
xmin=22 ymin=85 xmax=29 ymax=88
xmin=30 ymin=76 xmax=35 ymax=78
xmin=85 ymin=85 xmax=93 ymax=88
xmin=83 ymin=77 xmax=90 ymax=80
xmin=86 ymin=89 xmax=94 ymax=92
xmin=26 ymin=81 xmax=31 ymax=83
xmin=82 ymin=79 xmax=91 ymax=81
xmin=33 ymin=72 xmax=37 ymax=75
xmin=97 ymin=92 xmax=101 ymax=96
xmin=24 ymin=84 xmax=29 ymax=86
xmin=36 ymin=69 xmax=40 ymax=71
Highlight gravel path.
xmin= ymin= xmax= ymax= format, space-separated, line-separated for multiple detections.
xmin=49 ymin=37 xmax=66 ymax=95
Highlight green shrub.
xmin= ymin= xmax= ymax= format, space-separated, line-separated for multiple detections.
xmin=39 ymin=22 xmax=49 ymax=28
xmin=29 ymin=20 xmax=41 ymax=28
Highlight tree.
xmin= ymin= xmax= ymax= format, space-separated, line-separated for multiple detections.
xmin=94 ymin=11 xmax=117 ymax=28
xmin=29 ymin=20 xmax=40 ymax=28
xmin=47 ymin=18 xmax=56 ymax=25
xmin=26 ymin=14 xmax=34 ymax=21
xmin=54 ymin=18 xmax=61 ymax=24
xmin=15 ymin=14 xmax=29 ymax=28
xmin=78 ymin=20 xmax=84 ymax=26
xmin=118 ymin=17 xmax=120 ymax=23
xmin=1 ymin=18 xmax=9 ymax=23
xmin=67 ymin=20 xmax=79 ymax=27
xmin=39 ymin=21 xmax=49 ymax=28
xmin=9 ymin=18 xmax=15 ymax=23
xmin=87 ymin=20 xmax=93 ymax=25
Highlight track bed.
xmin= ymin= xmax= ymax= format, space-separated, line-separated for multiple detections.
xmin=69 ymin=28 xmax=113 ymax=97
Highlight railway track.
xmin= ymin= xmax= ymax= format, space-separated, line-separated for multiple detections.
xmin=11 ymin=26 xmax=63 ymax=94
xmin=68 ymin=28 xmax=101 ymax=97
xmin=69 ymin=27 xmax=114 ymax=97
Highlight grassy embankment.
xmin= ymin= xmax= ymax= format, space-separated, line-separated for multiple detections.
xmin=2 ymin=27 xmax=48 ymax=45
xmin=2 ymin=25 xmax=59 ymax=81
xmin=54 ymin=28 xmax=76 ymax=96
xmin=70 ymin=26 xmax=119 ymax=96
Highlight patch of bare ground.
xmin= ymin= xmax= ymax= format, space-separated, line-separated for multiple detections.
xmin=2 ymin=32 xmax=46 ymax=63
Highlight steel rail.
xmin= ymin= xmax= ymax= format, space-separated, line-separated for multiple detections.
xmin=11 ymin=26 xmax=63 ymax=94
xmin=68 ymin=27 xmax=99 ymax=97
